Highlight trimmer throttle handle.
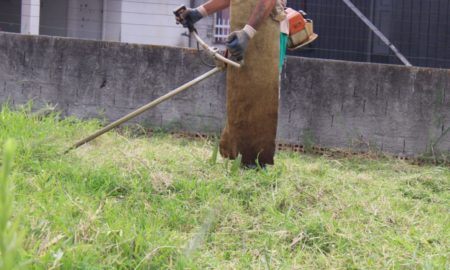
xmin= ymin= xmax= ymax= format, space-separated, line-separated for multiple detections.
xmin=173 ymin=5 xmax=196 ymax=33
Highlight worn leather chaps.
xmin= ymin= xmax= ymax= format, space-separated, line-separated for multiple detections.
xmin=219 ymin=0 xmax=280 ymax=166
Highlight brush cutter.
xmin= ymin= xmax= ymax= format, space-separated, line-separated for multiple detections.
xmin=65 ymin=5 xmax=317 ymax=153
xmin=64 ymin=8 xmax=241 ymax=154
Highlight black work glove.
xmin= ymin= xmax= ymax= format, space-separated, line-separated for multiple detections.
xmin=176 ymin=7 xmax=205 ymax=30
xmin=226 ymin=25 xmax=256 ymax=62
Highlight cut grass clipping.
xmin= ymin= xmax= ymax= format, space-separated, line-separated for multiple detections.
xmin=1 ymin=104 xmax=449 ymax=269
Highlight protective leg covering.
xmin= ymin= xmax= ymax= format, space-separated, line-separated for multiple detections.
xmin=219 ymin=0 xmax=280 ymax=167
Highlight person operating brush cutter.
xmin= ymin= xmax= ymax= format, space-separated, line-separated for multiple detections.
xmin=65 ymin=1 xmax=316 ymax=156
xmin=177 ymin=0 xmax=285 ymax=168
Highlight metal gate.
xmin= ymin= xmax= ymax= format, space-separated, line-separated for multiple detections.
xmin=288 ymin=0 xmax=450 ymax=69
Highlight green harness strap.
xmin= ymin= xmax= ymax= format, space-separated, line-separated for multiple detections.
xmin=279 ymin=33 xmax=288 ymax=71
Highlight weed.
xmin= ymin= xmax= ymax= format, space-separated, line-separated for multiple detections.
xmin=0 ymin=105 xmax=449 ymax=269
xmin=230 ymin=154 xmax=242 ymax=175
xmin=209 ymin=140 xmax=219 ymax=165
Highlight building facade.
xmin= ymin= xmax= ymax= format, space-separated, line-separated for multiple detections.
xmin=1 ymin=0 xmax=449 ymax=69
xmin=0 ymin=0 xmax=192 ymax=47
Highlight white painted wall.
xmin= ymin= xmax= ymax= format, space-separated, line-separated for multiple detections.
xmin=21 ymin=0 xmax=40 ymax=35
xmin=6 ymin=0 xmax=204 ymax=47
xmin=120 ymin=0 xmax=190 ymax=47
xmin=102 ymin=0 xmax=122 ymax=41
xmin=67 ymin=0 xmax=104 ymax=40
xmin=39 ymin=0 xmax=120 ymax=41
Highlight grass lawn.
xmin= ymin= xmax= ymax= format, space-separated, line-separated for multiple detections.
xmin=1 ymin=105 xmax=449 ymax=269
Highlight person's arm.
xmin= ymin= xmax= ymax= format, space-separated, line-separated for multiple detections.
xmin=202 ymin=0 xmax=230 ymax=15
xmin=247 ymin=0 xmax=277 ymax=30
xmin=178 ymin=0 xmax=230 ymax=29
xmin=226 ymin=0 xmax=277 ymax=62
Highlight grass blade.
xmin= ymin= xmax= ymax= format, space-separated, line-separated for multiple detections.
xmin=0 ymin=139 xmax=21 ymax=270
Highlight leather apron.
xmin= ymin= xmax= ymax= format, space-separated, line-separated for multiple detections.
xmin=219 ymin=0 xmax=280 ymax=166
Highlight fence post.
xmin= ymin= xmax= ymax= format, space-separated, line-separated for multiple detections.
xmin=341 ymin=0 xmax=412 ymax=66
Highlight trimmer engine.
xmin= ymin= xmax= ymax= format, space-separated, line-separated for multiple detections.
xmin=286 ymin=8 xmax=318 ymax=50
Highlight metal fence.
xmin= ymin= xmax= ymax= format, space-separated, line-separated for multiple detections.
xmin=1 ymin=0 xmax=449 ymax=69
xmin=287 ymin=0 xmax=450 ymax=69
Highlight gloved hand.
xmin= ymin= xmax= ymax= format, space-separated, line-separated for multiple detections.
xmin=226 ymin=25 xmax=256 ymax=62
xmin=176 ymin=7 xmax=207 ymax=30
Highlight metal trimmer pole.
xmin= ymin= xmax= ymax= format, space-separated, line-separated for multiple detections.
xmin=65 ymin=67 xmax=222 ymax=154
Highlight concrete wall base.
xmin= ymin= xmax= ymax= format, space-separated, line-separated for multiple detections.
xmin=0 ymin=32 xmax=449 ymax=157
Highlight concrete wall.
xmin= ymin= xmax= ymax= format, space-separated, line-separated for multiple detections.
xmin=0 ymin=32 xmax=448 ymax=157
xmin=279 ymin=58 xmax=450 ymax=156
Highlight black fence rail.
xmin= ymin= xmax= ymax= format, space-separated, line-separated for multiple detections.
xmin=288 ymin=0 xmax=450 ymax=69
xmin=1 ymin=0 xmax=449 ymax=69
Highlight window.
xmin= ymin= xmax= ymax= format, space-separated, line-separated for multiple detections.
xmin=213 ymin=8 xmax=230 ymax=43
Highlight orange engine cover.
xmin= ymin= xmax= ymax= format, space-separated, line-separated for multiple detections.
xmin=286 ymin=8 xmax=306 ymax=35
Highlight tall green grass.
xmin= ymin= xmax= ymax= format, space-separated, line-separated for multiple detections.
xmin=0 ymin=139 xmax=20 ymax=270
xmin=0 ymin=104 xmax=449 ymax=269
